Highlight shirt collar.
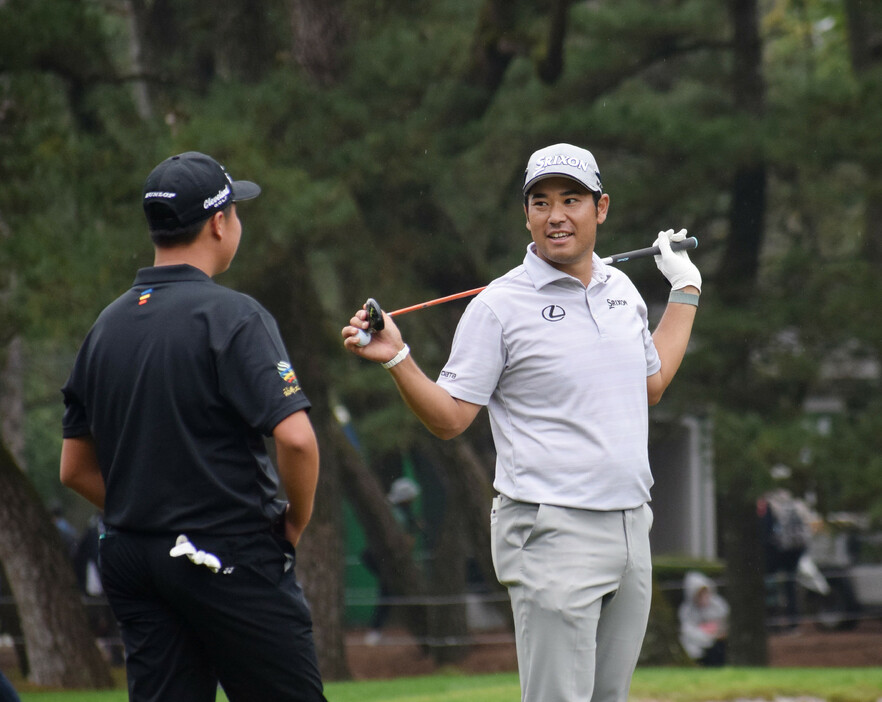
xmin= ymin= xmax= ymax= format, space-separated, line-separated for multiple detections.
xmin=523 ymin=242 xmax=611 ymax=291
xmin=133 ymin=264 xmax=212 ymax=286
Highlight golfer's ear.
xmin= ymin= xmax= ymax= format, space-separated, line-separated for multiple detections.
xmin=596 ymin=193 xmax=610 ymax=224
xmin=207 ymin=211 xmax=225 ymax=240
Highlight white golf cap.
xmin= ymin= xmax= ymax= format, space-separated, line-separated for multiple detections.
xmin=387 ymin=477 xmax=420 ymax=505
xmin=523 ymin=143 xmax=602 ymax=195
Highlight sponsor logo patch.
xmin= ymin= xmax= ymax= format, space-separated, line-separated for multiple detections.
xmin=541 ymin=304 xmax=566 ymax=322
xmin=277 ymin=361 xmax=297 ymax=383
xmin=277 ymin=361 xmax=302 ymax=396
xmin=138 ymin=288 xmax=153 ymax=306
xmin=534 ymin=154 xmax=594 ymax=174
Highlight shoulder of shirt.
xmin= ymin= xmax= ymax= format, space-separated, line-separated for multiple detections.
xmin=473 ymin=265 xmax=530 ymax=305
xmin=207 ymin=288 xmax=275 ymax=327
xmin=163 ymin=277 xmax=268 ymax=311
xmin=99 ymin=278 xmax=270 ymax=319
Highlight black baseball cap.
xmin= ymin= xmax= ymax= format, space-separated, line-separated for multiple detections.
xmin=142 ymin=151 xmax=261 ymax=230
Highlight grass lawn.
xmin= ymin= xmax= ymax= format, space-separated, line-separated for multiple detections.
xmin=11 ymin=667 xmax=882 ymax=702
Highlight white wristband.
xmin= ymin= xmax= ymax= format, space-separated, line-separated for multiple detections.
xmin=381 ymin=344 xmax=411 ymax=370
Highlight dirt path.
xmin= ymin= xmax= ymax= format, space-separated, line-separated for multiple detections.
xmin=1 ymin=619 xmax=879 ymax=685
xmin=345 ymin=620 xmax=882 ymax=680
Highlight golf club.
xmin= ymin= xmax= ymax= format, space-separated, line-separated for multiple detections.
xmin=354 ymin=235 xmax=698 ymax=346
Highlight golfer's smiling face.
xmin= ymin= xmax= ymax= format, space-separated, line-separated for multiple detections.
xmin=525 ymin=176 xmax=609 ymax=282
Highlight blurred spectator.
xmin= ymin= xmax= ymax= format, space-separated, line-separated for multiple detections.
xmin=758 ymin=465 xmax=814 ymax=627
xmin=50 ymin=501 xmax=79 ymax=560
xmin=73 ymin=513 xmax=105 ymax=596
xmin=72 ymin=514 xmax=124 ymax=665
xmin=678 ymin=571 xmax=729 ymax=667
xmin=361 ymin=477 xmax=424 ymax=645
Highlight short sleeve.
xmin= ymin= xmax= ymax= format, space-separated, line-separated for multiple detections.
xmin=61 ymin=385 xmax=91 ymax=438
xmin=61 ymin=340 xmax=93 ymax=438
xmin=436 ymin=298 xmax=506 ymax=406
xmin=643 ymin=322 xmax=661 ymax=377
xmin=217 ymin=309 xmax=311 ymax=435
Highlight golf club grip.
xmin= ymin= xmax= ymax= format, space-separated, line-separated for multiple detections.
xmin=354 ymin=298 xmax=385 ymax=346
xmin=601 ymin=236 xmax=698 ymax=265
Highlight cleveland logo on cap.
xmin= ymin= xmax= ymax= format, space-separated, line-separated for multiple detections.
xmin=142 ymin=151 xmax=261 ymax=230
xmin=203 ymin=185 xmax=230 ymax=210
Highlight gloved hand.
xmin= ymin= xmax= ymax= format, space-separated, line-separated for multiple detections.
xmin=654 ymin=228 xmax=701 ymax=291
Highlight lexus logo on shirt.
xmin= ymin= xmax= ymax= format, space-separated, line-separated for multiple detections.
xmin=541 ymin=305 xmax=566 ymax=322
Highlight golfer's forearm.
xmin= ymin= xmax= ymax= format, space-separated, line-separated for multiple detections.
xmin=273 ymin=412 xmax=320 ymax=540
xmin=277 ymin=442 xmax=319 ymax=537
xmin=59 ymin=437 xmax=106 ymax=510
xmin=388 ymin=357 xmax=478 ymax=440
xmin=63 ymin=473 xmax=106 ymax=510
xmin=648 ymin=291 xmax=698 ymax=404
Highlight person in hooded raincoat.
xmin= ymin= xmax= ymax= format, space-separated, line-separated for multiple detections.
xmin=678 ymin=571 xmax=729 ymax=666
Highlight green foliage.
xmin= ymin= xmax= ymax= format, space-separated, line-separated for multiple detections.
xmin=1 ymin=0 xmax=880 ymax=526
xmin=810 ymin=399 xmax=882 ymax=522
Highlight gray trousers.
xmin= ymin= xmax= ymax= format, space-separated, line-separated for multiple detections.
xmin=491 ymin=496 xmax=653 ymax=702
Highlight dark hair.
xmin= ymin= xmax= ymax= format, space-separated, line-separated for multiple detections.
xmin=147 ymin=203 xmax=232 ymax=248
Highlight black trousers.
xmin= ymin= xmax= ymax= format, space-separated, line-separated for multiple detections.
xmin=99 ymin=529 xmax=326 ymax=702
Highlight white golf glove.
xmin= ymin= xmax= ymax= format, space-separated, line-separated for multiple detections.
xmin=169 ymin=534 xmax=222 ymax=573
xmin=654 ymin=228 xmax=701 ymax=291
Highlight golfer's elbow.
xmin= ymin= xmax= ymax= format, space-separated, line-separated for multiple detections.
xmin=420 ymin=412 xmax=468 ymax=440
xmin=428 ymin=422 xmax=466 ymax=441
xmin=417 ymin=397 xmax=480 ymax=440
xmin=647 ymin=373 xmax=667 ymax=406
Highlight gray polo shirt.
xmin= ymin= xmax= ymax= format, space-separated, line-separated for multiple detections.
xmin=437 ymin=244 xmax=661 ymax=511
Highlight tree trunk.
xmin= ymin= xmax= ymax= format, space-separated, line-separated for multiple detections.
xmin=424 ymin=485 xmax=469 ymax=665
xmin=720 ymin=0 xmax=767 ymax=304
xmin=843 ymin=0 xmax=882 ymax=74
xmin=719 ymin=462 xmax=768 ymax=665
xmin=445 ymin=437 xmax=512 ymax=627
xmin=241 ymin=261 xmax=350 ymax=681
xmin=290 ymin=0 xmax=348 ymax=86
xmin=120 ymin=0 xmax=152 ymax=120
xmin=0 ymin=441 xmax=114 ymax=688
xmin=715 ymin=0 xmax=770 ymax=666
xmin=536 ymin=0 xmax=574 ymax=84
xmin=0 ymin=337 xmax=25 ymax=468
xmin=295 ymin=412 xmax=350 ymax=681
xmin=843 ymin=0 xmax=882 ymax=266
xmin=336 ymin=426 xmax=430 ymax=642
xmin=447 ymin=437 xmax=497 ymax=590
xmin=411 ymin=439 xmax=471 ymax=665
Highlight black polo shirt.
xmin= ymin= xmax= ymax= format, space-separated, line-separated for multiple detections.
xmin=62 ymin=265 xmax=311 ymax=535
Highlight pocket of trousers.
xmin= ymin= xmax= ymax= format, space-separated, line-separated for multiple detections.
xmin=493 ymin=498 xmax=542 ymax=587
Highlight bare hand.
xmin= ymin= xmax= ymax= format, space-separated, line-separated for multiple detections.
xmin=341 ymin=305 xmax=407 ymax=364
